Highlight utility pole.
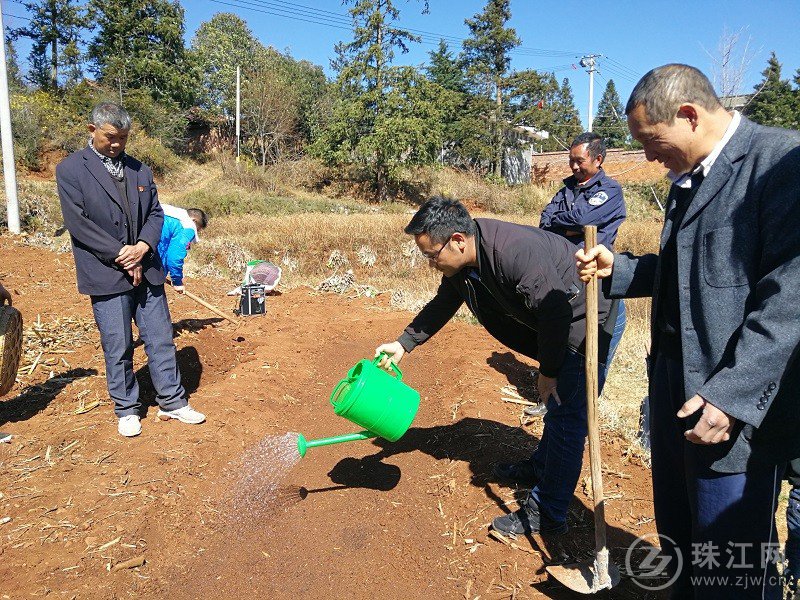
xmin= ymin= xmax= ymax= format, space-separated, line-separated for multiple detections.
xmin=0 ymin=10 xmax=20 ymax=234
xmin=579 ymin=54 xmax=600 ymax=132
xmin=235 ymin=65 xmax=241 ymax=163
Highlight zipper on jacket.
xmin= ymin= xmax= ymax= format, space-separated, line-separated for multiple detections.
xmin=464 ymin=278 xmax=482 ymax=324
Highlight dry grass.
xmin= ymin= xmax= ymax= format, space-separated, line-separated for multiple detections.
xmin=599 ymin=298 xmax=651 ymax=452
xmin=422 ymin=167 xmax=557 ymax=215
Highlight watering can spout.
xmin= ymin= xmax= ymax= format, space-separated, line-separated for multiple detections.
xmin=297 ymin=433 xmax=309 ymax=458
xmin=296 ymin=431 xmax=377 ymax=458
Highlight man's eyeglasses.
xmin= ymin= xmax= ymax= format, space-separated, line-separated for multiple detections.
xmin=422 ymin=242 xmax=448 ymax=261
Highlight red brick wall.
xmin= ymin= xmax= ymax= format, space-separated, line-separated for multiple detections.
xmin=530 ymin=149 xmax=668 ymax=184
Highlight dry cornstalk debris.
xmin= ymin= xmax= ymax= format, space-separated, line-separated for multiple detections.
xmin=75 ymin=400 xmax=101 ymax=415
xmin=501 ymin=397 xmax=537 ymax=407
xmin=111 ymin=555 xmax=145 ymax=572
xmin=20 ymin=316 xmax=96 ymax=375
xmin=488 ymin=530 xmax=539 ymax=555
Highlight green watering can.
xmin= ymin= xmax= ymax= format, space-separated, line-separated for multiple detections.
xmin=296 ymin=354 xmax=420 ymax=457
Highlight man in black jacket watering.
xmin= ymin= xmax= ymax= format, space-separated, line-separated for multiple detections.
xmin=375 ymin=196 xmax=617 ymax=535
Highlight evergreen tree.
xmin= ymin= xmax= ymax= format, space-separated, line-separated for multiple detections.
xmin=424 ymin=39 xmax=471 ymax=166
xmin=426 ymin=39 xmax=465 ymax=93
xmin=506 ymin=69 xmax=557 ymax=128
xmin=191 ymin=13 xmax=262 ymax=118
xmin=549 ymin=78 xmax=582 ymax=148
xmin=4 ymin=38 xmax=26 ymax=92
xmin=10 ymin=0 xmax=87 ymax=90
xmin=315 ymin=0 xmax=444 ymax=202
xmin=593 ymin=79 xmax=628 ymax=148
xmin=793 ymin=67 xmax=800 ymax=127
xmin=745 ymin=52 xmax=798 ymax=130
xmin=461 ymin=0 xmax=520 ymax=176
xmin=87 ymin=0 xmax=196 ymax=107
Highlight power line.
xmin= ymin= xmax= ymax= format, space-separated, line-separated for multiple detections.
xmin=209 ymin=0 xmax=587 ymax=60
xmin=603 ymin=56 xmax=641 ymax=79
xmin=2 ymin=12 xmax=31 ymax=22
xmin=598 ymin=62 xmax=638 ymax=84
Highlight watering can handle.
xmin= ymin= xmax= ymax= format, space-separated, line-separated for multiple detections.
xmin=374 ymin=352 xmax=403 ymax=381
xmin=330 ymin=377 xmax=350 ymax=402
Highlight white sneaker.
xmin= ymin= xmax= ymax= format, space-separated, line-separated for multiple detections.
xmin=118 ymin=415 xmax=142 ymax=437
xmin=157 ymin=405 xmax=205 ymax=424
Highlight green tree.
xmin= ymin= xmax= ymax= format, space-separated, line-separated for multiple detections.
xmin=313 ymin=65 xmax=446 ymax=191
xmin=745 ymin=52 xmax=798 ymax=130
xmin=424 ymin=39 xmax=474 ymax=167
xmin=4 ymin=39 xmax=26 ymax=92
xmin=461 ymin=0 xmax=520 ymax=176
xmin=793 ymin=67 xmax=800 ymax=127
xmin=190 ymin=13 xmax=261 ymax=119
xmin=280 ymin=57 xmax=329 ymax=144
xmin=593 ymin=78 xmax=628 ymax=148
xmin=318 ymin=0 xmax=438 ymax=201
xmin=87 ymin=0 xmax=196 ymax=107
xmin=549 ymin=77 xmax=582 ymax=149
xmin=427 ymin=39 xmax=465 ymax=93
xmin=507 ymin=69 xmax=557 ymax=127
xmin=10 ymin=0 xmax=87 ymax=90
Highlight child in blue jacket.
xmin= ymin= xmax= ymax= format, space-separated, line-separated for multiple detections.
xmin=157 ymin=205 xmax=208 ymax=294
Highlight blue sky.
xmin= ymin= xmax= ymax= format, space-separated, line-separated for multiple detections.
xmin=4 ymin=0 xmax=800 ymax=128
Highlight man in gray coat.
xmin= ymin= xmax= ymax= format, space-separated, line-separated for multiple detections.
xmin=578 ymin=64 xmax=800 ymax=599
xmin=57 ymin=103 xmax=205 ymax=437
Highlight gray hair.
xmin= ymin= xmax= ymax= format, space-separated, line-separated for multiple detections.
xmin=90 ymin=102 xmax=132 ymax=130
xmin=625 ymin=64 xmax=722 ymax=125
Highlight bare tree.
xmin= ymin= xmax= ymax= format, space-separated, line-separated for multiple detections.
xmin=241 ymin=53 xmax=301 ymax=167
xmin=702 ymin=26 xmax=760 ymax=99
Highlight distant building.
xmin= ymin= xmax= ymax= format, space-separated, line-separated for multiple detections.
xmin=505 ymin=125 xmax=550 ymax=184
xmin=720 ymin=94 xmax=752 ymax=112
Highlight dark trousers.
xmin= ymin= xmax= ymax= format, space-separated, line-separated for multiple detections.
xmin=649 ymin=349 xmax=784 ymax=599
xmin=527 ymin=347 xmax=607 ymax=527
xmin=91 ymin=282 xmax=186 ymax=417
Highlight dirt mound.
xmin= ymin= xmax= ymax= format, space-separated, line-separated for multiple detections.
xmin=0 ymin=239 xmax=660 ymax=599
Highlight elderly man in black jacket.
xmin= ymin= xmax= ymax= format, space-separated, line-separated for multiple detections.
xmin=57 ymin=102 xmax=205 ymax=438
xmin=376 ymin=196 xmax=616 ymax=536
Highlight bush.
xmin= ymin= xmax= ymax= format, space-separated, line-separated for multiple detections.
xmin=0 ymin=180 xmax=63 ymax=233
xmin=126 ymin=129 xmax=181 ymax=177
xmin=120 ymin=88 xmax=188 ymax=152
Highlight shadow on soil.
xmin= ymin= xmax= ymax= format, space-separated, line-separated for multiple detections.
xmin=137 ymin=346 xmax=202 ymax=414
xmin=359 ymin=416 xmax=666 ymax=599
xmin=487 ymin=350 xmax=539 ymax=402
xmin=0 ymin=367 xmax=97 ymax=426
xmin=300 ymin=456 xmax=402 ymax=496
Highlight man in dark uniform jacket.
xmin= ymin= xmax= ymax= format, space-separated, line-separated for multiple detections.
xmin=57 ymin=102 xmax=205 ymax=437
xmin=539 ymin=132 xmax=626 ymax=249
xmin=524 ymin=132 xmax=628 ymax=419
xmin=375 ymin=196 xmax=616 ymax=537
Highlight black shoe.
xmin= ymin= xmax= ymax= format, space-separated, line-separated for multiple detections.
xmin=492 ymin=461 xmax=539 ymax=485
xmin=491 ymin=500 xmax=568 ymax=536
xmin=523 ymin=402 xmax=548 ymax=417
